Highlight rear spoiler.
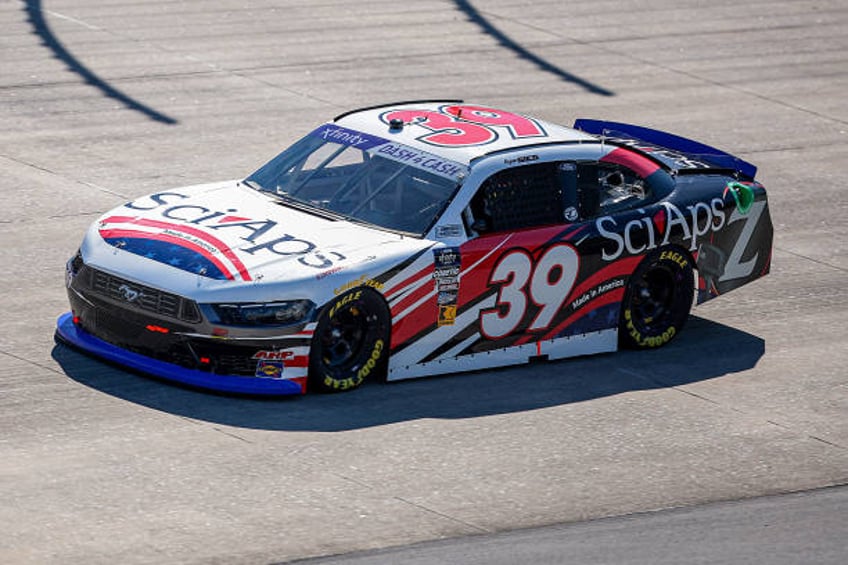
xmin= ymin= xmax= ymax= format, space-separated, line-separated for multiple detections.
xmin=573 ymin=119 xmax=757 ymax=180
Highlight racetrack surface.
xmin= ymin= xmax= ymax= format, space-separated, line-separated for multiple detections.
xmin=286 ymin=485 xmax=848 ymax=565
xmin=1 ymin=1 xmax=846 ymax=563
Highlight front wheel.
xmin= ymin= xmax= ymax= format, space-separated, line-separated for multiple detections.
xmin=308 ymin=288 xmax=390 ymax=393
xmin=620 ymin=248 xmax=694 ymax=349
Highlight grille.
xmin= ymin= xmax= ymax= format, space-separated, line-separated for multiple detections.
xmin=216 ymin=354 xmax=259 ymax=376
xmin=70 ymin=267 xmax=261 ymax=377
xmin=88 ymin=268 xmax=201 ymax=323
xmin=144 ymin=342 xmax=260 ymax=377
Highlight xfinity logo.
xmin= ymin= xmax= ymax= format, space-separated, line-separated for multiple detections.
xmin=318 ymin=126 xmax=372 ymax=147
xmin=117 ymin=284 xmax=141 ymax=303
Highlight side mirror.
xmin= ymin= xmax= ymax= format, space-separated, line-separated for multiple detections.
xmin=471 ymin=218 xmax=491 ymax=234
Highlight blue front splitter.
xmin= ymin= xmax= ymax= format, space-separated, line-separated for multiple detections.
xmin=55 ymin=312 xmax=305 ymax=395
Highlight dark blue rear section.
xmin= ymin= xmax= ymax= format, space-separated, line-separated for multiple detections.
xmin=574 ymin=119 xmax=757 ymax=180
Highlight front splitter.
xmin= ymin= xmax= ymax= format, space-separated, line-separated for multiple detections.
xmin=55 ymin=312 xmax=306 ymax=395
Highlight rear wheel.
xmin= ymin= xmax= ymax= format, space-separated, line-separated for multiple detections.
xmin=620 ymin=248 xmax=694 ymax=349
xmin=308 ymin=288 xmax=390 ymax=393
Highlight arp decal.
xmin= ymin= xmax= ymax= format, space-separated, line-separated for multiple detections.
xmin=252 ymin=350 xmax=294 ymax=361
xmin=380 ymin=104 xmax=547 ymax=148
xmin=253 ymin=350 xmax=294 ymax=379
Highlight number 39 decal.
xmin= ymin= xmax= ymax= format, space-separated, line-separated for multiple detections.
xmin=480 ymin=244 xmax=579 ymax=339
xmin=381 ymin=104 xmax=547 ymax=148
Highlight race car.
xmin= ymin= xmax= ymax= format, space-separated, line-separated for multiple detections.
xmin=57 ymin=101 xmax=773 ymax=395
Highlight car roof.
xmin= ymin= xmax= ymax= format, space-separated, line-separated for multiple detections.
xmin=332 ymin=100 xmax=596 ymax=166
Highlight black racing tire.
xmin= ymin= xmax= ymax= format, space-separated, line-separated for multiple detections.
xmin=619 ymin=247 xmax=694 ymax=349
xmin=308 ymin=287 xmax=391 ymax=393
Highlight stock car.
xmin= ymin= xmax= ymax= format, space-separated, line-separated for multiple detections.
xmin=57 ymin=101 xmax=773 ymax=395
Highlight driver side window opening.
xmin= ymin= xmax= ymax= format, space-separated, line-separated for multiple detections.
xmin=468 ymin=162 xmax=565 ymax=233
xmin=594 ymin=161 xmax=649 ymax=213
xmin=466 ymin=159 xmax=652 ymax=235
xmin=564 ymin=161 xmax=650 ymax=219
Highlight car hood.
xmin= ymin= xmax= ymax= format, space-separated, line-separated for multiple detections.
xmin=81 ymin=180 xmax=433 ymax=303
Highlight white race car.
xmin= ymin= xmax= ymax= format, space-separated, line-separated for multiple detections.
xmin=57 ymin=101 xmax=773 ymax=394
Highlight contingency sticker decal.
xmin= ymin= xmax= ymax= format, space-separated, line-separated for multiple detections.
xmin=253 ymin=350 xmax=290 ymax=379
xmin=433 ymin=247 xmax=461 ymax=326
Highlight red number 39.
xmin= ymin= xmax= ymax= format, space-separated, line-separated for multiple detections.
xmin=381 ymin=105 xmax=546 ymax=147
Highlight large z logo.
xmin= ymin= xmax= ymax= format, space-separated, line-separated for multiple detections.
xmin=720 ymin=200 xmax=766 ymax=282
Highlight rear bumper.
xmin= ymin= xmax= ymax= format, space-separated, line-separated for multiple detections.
xmin=55 ymin=312 xmax=306 ymax=395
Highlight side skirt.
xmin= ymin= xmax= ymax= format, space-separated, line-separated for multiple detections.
xmin=387 ymin=328 xmax=618 ymax=381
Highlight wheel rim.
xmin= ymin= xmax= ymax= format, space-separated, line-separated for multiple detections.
xmin=320 ymin=304 xmax=368 ymax=369
xmin=630 ymin=266 xmax=677 ymax=332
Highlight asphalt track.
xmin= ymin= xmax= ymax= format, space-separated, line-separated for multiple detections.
xmin=1 ymin=1 xmax=846 ymax=563
xmin=289 ymin=485 xmax=848 ymax=565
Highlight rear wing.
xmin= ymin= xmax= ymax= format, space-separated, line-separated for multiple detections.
xmin=573 ymin=119 xmax=757 ymax=180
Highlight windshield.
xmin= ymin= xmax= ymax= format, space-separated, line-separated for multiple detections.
xmin=245 ymin=126 xmax=465 ymax=236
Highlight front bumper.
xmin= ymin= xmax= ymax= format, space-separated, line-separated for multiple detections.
xmin=56 ymin=312 xmax=307 ymax=395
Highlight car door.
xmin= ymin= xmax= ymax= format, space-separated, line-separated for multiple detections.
xmin=447 ymin=160 xmax=584 ymax=358
xmin=387 ymin=151 xmax=663 ymax=374
xmin=450 ymin=153 xmax=664 ymax=361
